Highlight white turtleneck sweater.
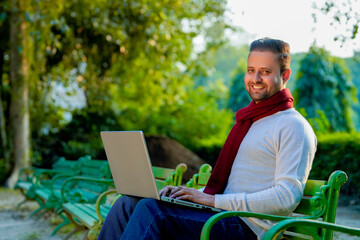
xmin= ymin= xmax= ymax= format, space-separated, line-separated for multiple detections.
xmin=214 ymin=108 xmax=317 ymax=239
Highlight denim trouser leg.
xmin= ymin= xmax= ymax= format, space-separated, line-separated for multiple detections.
xmin=98 ymin=196 xmax=141 ymax=240
xmin=121 ymin=199 xmax=257 ymax=240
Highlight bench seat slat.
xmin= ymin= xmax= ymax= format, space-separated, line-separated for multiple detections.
xmin=63 ymin=203 xmax=98 ymax=229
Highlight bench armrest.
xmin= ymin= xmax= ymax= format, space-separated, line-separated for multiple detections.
xmin=16 ymin=166 xmax=42 ymax=184
xmin=49 ymin=173 xmax=78 ymax=193
xmin=61 ymin=176 xmax=115 ymax=203
xmin=200 ymin=211 xmax=317 ymax=240
xmin=33 ymin=169 xmax=71 ymax=187
xmin=263 ymin=218 xmax=360 ymax=240
xmin=95 ymin=189 xmax=120 ymax=224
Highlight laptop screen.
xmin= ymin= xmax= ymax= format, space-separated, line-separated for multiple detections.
xmin=100 ymin=131 xmax=160 ymax=200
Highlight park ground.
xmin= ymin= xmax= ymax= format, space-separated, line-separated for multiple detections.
xmin=0 ymin=187 xmax=359 ymax=240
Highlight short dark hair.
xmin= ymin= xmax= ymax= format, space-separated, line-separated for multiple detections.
xmin=249 ymin=38 xmax=291 ymax=73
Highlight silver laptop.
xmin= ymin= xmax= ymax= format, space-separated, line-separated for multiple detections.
xmin=100 ymin=131 xmax=221 ymax=212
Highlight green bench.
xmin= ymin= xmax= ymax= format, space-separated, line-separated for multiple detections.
xmin=14 ymin=156 xmax=82 ymax=209
xmin=29 ymin=156 xmax=111 ymax=218
xmin=59 ymin=163 xmax=188 ymax=240
xmin=263 ymin=218 xmax=360 ymax=240
xmin=200 ymin=170 xmax=348 ymax=240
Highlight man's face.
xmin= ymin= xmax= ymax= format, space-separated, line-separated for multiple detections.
xmin=244 ymin=50 xmax=286 ymax=104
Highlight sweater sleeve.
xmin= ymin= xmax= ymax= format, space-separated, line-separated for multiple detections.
xmin=214 ymin=114 xmax=316 ymax=215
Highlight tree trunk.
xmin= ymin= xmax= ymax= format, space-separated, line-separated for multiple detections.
xmin=6 ymin=0 xmax=31 ymax=188
xmin=0 ymin=69 xmax=9 ymax=169
xmin=0 ymin=3 xmax=10 ymax=172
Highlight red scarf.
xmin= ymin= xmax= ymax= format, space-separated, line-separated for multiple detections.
xmin=203 ymin=88 xmax=294 ymax=195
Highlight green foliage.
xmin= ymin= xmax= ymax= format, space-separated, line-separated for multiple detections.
xmin=154 ymin=84 xmax=234 ymax=150
xmin=297 ymin=108 xmax=332 ymax=135
xmin=49 ymin=0 xmax=229 ymax=111
xmin=310 ymin=132 xmax=360 ymax=196
xmin=194 ymin=44 xmax=251 ymax=111
xmin=33 ymin=83 xmax=234 ymax=164
xmin=228 ymin=54 xmax=251 ymax=111
xmin=11 ymin=0 xmax=233 ymax=167
xmin=2 ymin=0 xmax=359 ymax=191
xmin=294 ymin=46 xmax=356 ymax=133
xmin=195 ymin=44 xmax=248 ymax=87
xmin=32 ymin=109 xmax=119 ymax=165
xmin=287 ymin=52 xmax=307 ymax=91
xmin=344 ymin=54 xmax=360 ymax=131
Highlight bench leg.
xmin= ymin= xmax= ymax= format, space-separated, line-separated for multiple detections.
xmin=30 ymin=205 xmax=46 ymax=219
xmin=51 ymin=213 xmax=71 ymax=236
xmin=63 ymin=211 xmax=87 ymax=240
xmin=64 ymin=226 xmax=85 ymax=240
xmin=16 ymin=198 xmax=28 ymax=210
xmin=15 ymin=188 xmax=33 ymax=210
xmin=87 ymin=222 xmax=102 ymax=240
xmin=29 ymin=197 xmax=46 ymax=218
xmin=82 ymin=230 xmax=90 ymax=240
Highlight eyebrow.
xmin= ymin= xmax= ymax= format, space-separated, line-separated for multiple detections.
xmin=247 ymin=66 xmax=272 ymax=71
xmin=260 ymin=67 xmax=272 ymax=71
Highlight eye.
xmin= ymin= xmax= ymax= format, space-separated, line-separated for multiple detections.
xmin=247 ymin=69 xmax=254 ymax=73
xmin=261 ymin=70 xmax=270 ymax=74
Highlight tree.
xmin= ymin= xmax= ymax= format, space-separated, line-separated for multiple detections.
xmin=0 ymin=0 xmax=234 ymax=180
xmin=312 ymin=0 xmax=360 ymax=45
xmin=0 ymin=0 xmax=66 ymax=186
xmin=344 ymin=51 xmax=360 ymax=131
xmin=0 ymin=0 xmax=10 ymax=179
xmin=36 ymin=0 xmax=232 ymax=156
xmin=6 ymin=0 xmax=32 ymax=188
xmin=294 ymin=46 xmax=357 ymax=133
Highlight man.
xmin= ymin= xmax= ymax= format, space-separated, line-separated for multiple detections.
xmin=98 ymin=38 xmax=317 ymax=240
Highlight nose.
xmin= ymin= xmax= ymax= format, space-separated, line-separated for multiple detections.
xmin=254 ymin=71 xmax=262 ymax=82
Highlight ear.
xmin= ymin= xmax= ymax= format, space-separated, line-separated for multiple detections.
xmin=281 ymin=68 xmax=291 ymax=84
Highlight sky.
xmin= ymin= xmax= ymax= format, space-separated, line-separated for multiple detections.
xmin=225 ymin=0 xmax=360 ymax=58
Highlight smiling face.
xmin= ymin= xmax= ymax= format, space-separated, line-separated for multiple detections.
xmin=244 ymin=50 xmax=291 ymax=104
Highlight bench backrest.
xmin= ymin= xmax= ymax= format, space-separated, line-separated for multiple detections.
xmin=290 ymin=170 xmax=348 ymax=239
xmin=60 ymin=155 xmax=111 ymax=203
xmin=32 ymin=157 xmax=84 ymax=189
xmin=78 ymin=155 xmax=111 ymax=179
xmin=68 ymin=156 xmax=112 ymax=195
xmin=186 ymin=164 xmax=212 ymax=189
xmin=52 ymin=157 xmax=82 ymax=175
xmin=153 ymin=163 xmax=187 ymax=190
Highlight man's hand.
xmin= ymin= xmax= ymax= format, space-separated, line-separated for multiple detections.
xmin=159 ymin=186 xmax=215 ymax=207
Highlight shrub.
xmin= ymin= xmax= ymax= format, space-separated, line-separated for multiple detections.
xmin=310 ymin=132 xmax=360 ymax=196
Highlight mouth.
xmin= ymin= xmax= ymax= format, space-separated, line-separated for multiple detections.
xmin=251 ymin=84 xmax=265 ymax=90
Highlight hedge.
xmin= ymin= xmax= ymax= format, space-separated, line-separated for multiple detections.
xmin=310 ymin=132 xmax=360 ymax=197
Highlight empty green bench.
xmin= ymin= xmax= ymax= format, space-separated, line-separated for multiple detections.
xmin=29 ymin=156 xmax=111 ymax=218
xmin=14 ymin=156 xmax=82 ymax=209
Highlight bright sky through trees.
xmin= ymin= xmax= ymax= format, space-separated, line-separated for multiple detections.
xmin=226 ymin=0 xmax=360 ymax=57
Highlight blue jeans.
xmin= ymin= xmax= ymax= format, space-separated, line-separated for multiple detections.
xmin=98 ymin=196 xmax=257 ymax=240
